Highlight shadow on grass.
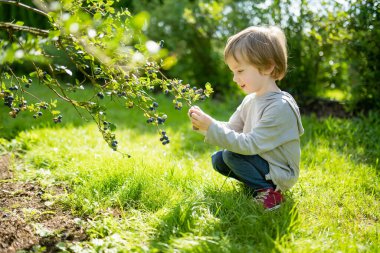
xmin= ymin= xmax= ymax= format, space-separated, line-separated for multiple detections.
xmin=148 ymin=185 xmax=298 ymax=252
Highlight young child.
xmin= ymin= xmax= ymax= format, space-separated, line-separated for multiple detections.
xmin=188 ymin=26 xmax=304 ymax=210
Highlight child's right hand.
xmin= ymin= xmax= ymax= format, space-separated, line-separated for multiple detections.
xmin=188 ymin=106 xmax=214 ymax=132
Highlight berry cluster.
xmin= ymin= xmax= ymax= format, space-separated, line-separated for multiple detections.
xmin=53 ymin=115 xmax=63 ymax=123
xmin=159 ymin=131 xmax=170 ymax=145
xmin=3 ymin=93 xmax=14 ymax=108
xmin=33 ymin=111 xmax=43 ymax=118
xmin=174 ymin=101 xmax=182 ymax=110
xmin=8 ymin=107 xmax=20 ymax=118
xmin=9 ymin=85 xmax=19 ymax=91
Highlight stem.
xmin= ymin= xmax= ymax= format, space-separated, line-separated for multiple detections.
xmin=0 ymin=0 xmax=49 ymax=17
xmin=57 ymin=40 xmax=98 ymax=87
xmin=0 ymin=22 xmax=49 ymax=36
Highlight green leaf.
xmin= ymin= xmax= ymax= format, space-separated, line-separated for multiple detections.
xmin=109 ymin=123 xmax=117 ymax=131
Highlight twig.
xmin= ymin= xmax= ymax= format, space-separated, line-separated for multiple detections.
xmin=0 ymin=22 xmax=49 ymax=36
xmin=0 ymin=0 xmax=49 ymax=17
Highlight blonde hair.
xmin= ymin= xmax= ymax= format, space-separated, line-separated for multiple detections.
xmin=224 ymin=26 xmax=287 ymax=80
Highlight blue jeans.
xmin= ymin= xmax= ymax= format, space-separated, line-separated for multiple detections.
xmin=211 ymin=150 xmax=276 ymax=191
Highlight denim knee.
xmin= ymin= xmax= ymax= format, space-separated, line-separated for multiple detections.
xmin=211 ymin=151 xmax=224 ymax=171
xmin=211 ymin=150 xmax=233 ymax=177
xmin=222 ymin=150 xmax=240 ymax=166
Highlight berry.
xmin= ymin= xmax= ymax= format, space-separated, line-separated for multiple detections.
xmin=28 ymin=78 xmax=33 ymax=83
xmin=152 ymin=102 xmax=159 ymax=108
xmin=37 ymin=111 xmax=43 ymax=116
xmin=97 ymin=92 xmax=104 ymax=99
xmin=157 ymin=117 xmax=165 ymax=124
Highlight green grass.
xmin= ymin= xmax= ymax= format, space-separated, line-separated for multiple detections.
xmin=1 ymin=85 xmax=379 ymax=252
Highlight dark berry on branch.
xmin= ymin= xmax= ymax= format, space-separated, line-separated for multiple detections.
xmin=153 ymin=102 xmax=159 ymax=108
xmin=195 ymin=88 xmax=204 ymax=94
xmin=157 ymin=117 xmax=165 ymax=124
xmin=28 ymin=79 xmax=33 ymax=83
xmin=164 ymin=89 xmax=169 ymax=94
xmin=53 ymin=117 xmax=62 ymax=123
xmin=37 ymin=111 xmax=43 ymax=116
xmin=97 ymin=92 xmax=104 ymax=99
xmin=33 ymin=114 xmax=37 ymax=119
xmin=111 ymin=140 xmax=118 ymax=148
xmin=161 ymin=131 xmax=166 ymax=135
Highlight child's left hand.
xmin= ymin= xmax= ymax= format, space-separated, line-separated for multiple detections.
xmin=188 ymin=106 xmax=214 ymax=131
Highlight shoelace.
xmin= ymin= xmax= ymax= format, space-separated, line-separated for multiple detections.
xmin=254 ymin=191 xmax=270 ymax=202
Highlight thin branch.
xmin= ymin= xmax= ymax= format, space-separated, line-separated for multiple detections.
xmin=0 ymin=0 xmax=49 ymax=17
xmin=0 ymin=22 xmax=49 ymax=36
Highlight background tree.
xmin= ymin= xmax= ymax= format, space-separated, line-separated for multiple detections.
xmin=128 ymin=0 xmax=380 ymax=112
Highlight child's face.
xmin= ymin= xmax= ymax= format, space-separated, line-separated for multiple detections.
xmin=226 ymin=56 xmax=273 ymax=95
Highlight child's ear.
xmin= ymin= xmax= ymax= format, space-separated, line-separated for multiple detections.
xmin=263 ymin=64 xmax=275 ymax=75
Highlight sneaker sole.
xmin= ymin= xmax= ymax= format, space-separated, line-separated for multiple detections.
xmin=265 ymin=204 xmax=281 ymax=211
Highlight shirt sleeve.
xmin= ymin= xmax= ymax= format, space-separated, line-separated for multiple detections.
xmin=220 ymin=108 xmax=244 ymax=132
xmin=218 ymin=95 xmax=250 ymax=132
xmin=204 ymin=102 xmax=298 ymax=155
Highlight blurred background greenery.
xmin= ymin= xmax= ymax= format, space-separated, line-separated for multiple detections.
xmin=1 ymin=0 xmax=379 ymax=113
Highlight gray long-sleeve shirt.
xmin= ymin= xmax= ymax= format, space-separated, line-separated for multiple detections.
xmin=205 ymin=91 xmax=304 ymax=191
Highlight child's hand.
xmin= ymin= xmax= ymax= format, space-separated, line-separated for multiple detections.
xmin=188 ymin=106 xmax=213 ymax=131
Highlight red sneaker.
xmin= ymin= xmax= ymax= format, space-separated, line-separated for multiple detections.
xmin=254 ymin=188 xmax=284 ymax=210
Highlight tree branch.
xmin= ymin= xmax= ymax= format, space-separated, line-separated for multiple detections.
xmin=0 ymin=0 xmax=49 ymax=17
xmin=0 ymin=22 xmax=49 ymax=36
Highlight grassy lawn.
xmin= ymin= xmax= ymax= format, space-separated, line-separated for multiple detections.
xmin=1 ymin=84 xmax=379 ymax=252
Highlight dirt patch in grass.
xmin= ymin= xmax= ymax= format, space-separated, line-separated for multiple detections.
xmin=0 ymin=154 xmax=87 ymax=253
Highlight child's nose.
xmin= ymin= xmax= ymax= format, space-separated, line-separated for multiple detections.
xmin=233 ymin=74 xmax=239 ymax=83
